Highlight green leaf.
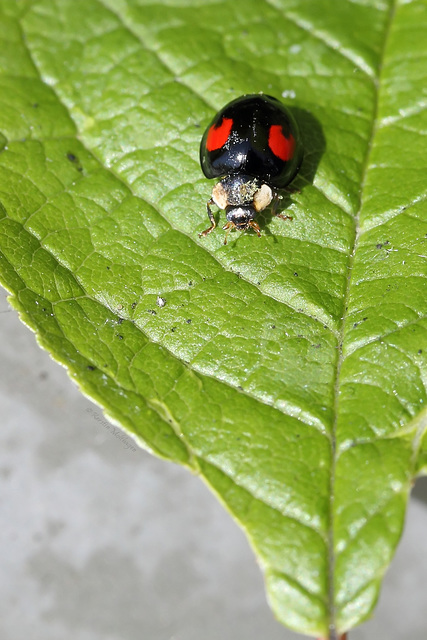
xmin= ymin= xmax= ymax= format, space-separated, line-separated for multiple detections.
xmin=0 ymin=0 xmax=426 ymax=636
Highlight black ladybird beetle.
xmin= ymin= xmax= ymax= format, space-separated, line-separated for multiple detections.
xmin=199 ymin=93 xmax=303 ymax=244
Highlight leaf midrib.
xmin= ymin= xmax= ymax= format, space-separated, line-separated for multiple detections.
xmin=327 ymin=0 xmax=398 ymax=634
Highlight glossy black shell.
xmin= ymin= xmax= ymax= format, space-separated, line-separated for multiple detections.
xmin=200 ymin=94 xmax=302 ymax=189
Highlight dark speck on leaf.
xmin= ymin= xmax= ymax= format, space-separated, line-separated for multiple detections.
xmin=186 ymin=319 xmax=192 ymax=324
xmin=116 ymin=335 xmax=123 ymax=340
xmin=148 ymin=309 xmax=157 ymax=315
xmin=237 ymin=385 xmax=243 ymax=391
xmin=188 ymin=281 xmax=193 ymax=286
xmin=271 ymin=325 xmax=276 ymax=329
xmin=171 ymin=327 xmax=176 ymax=332
xmin=376 ymin=243 xmax=383 ymax=249
xmin=257 ymin=281 xmax=260 ymax=285
xmin=294 ymin=272 xmax=298 ymax=276
xmin=87 ymin=365 xmax=95 ymax=371
xmin=419 ymin=349 xmax=423 ymax=354
xmin=312 ymin=343 xmax=321 ymax=348
xmin=353 ymin=322 xmax=359 ymax=328
xmin=118 ymin=318 xmax=124 ymax=325
xmin=363 ymin=317 xmax=368 ymax=321
xmin=106 ymin=266 xmax=110 ymax=270
xmin=32 ymin=103 xmax=39 ymax=108
xmin=131 ymin=302 xmax=137 ymax=309
xmin=67 ymin=152 xmax=78 ymax=163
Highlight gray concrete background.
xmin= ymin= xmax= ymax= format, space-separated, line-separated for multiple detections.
xmin=1 ymin=287 xmax=426 ymax=640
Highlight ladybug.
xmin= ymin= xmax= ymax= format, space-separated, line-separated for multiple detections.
xmin=199 ymin=93 xmax=303 ymax=244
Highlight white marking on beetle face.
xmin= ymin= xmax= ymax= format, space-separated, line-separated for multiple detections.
xmin=212 ymin=182 xmax=228 ymax=210
xmin=230 ymin=207 xmax=248 ymax=221
xmin=253 ymin=184 xmax=273 ymax=212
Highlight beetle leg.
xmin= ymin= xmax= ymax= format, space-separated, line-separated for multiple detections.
xmin=249 ymin=220 xmax=261 ymax=237
xmin=284 ymin=184 xmax=301 ymax=194
xmin=271 ymin=192 xmax=282 ymax=217
xmin=222 ymin=221 xmax=235 ymax=245
xmin=272 ymin=190 xmax=295 ymax=223
xmin=199 ymin=198 xmax=217 ymax=237
xmin=272 ymin=191 xmax=293 ymax=222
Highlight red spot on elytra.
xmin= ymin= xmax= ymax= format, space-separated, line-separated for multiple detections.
xmin=268 ymin=125 xmax=295 ymax=161
xmin=206 ymin=117 xmax=233 ymax=151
